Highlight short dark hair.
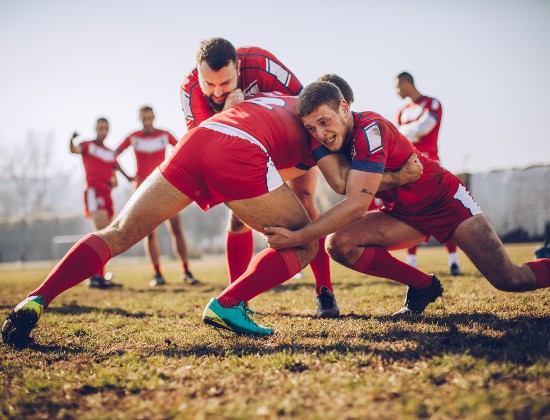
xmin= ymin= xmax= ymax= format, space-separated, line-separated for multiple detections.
xmin=140 ymin=105 xmax=154 ymax=114
xmin=316 ymin=74 xmax=354 ymax=104
xmin=297 ymin=81 xmax=343 ymax=118
xmin=396 ymin=71 xmax=414 ymax=85
xmin=96 ymin=117 xmax=109 ymax=125
xmin=196 ymin=38 xmax=238 ymax=71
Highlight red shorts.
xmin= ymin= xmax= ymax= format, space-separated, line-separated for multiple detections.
xmin=383 ymin=183 xmax=482 ymax=243
xmin=84 ymin=187 xmax=114 ymax=218
xmin=159 ymin=122 xmax=284 ymax=211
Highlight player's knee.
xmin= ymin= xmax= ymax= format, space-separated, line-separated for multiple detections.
xmin=301 ymin=238 xmax=319 ymax=264
xmin=326 ymin=232 xmax=354 ymax=265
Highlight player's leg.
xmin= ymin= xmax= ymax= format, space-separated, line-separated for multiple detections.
xmin=287 ymin=167 xmax=338 ymax=318
xmin=144 ymin=228 xmax=165 ymax=286
xmin=451 ymin=214 xmax=550 ymax=291
xmin=444 ymin=240 xmax=461 ymax=276
xmin=406 ymin=245 xmax=418 ymax=268
xmin=166 ymin=213 xmax=198 ymax=284
xmin=225 ymin=211 xmax=254 ymax=284
xmin=88 ymin=209 xmax=118 ymax=287
xmin=203 ymin=183 xmax=317 ymax=335
xmin=2 ymin=171 xmax=193 ymax=346
xmin=326 ymin=210 xmax=444 ymax=315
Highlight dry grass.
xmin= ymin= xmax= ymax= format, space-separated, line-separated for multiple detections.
xmin=1 ymin=244 xmax=549 ymax=419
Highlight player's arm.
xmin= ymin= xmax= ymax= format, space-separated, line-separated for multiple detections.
xmin=265 ymin=169 xmax=381 ymax=249
xmin=115 ymin=162 xmax=134 ymax=183
xmin=181 ymin=83 xmax=215 ymax=130
xmin=69 ymin=131 xmax=82 ymax=154
xmin=379 ymin=153 xmax=423 ymax=190
xmin=398 ymin=109 xmax=438 ymax=142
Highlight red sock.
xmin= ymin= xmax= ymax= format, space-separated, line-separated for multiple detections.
xmin=352 ymin=247 xmax=432 ymax=288
xmin=28 ymin=234 xmax=111 ymax=307
xmin=310 ymin=237 xmax=333 ymax=294
xmin=444 ymin=241 xmax=457 ymax=253
xmin=153 ymin=263 xmax=161 ymax=276
xmin=97 ymin=265 xmax=105 ymax=278
xmin=225 ymin=230 xmax=253 ymax=284
xmin=183 ymin=262 xmax=189 ymax=273
xmin=408 ymin=245 xmax=418 ymax=255
xmin=526 ymin=259 xmax=550 ymax=289
xmin=217 ymin=248 xmax=300 ymax=307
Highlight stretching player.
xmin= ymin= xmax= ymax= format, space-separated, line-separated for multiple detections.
xmin=117 ymin=106 xmax=198 ymax=286
xmin=265 ymin=81 xmax=550 ymax=315
xmin=395 ymin=72 xmax=460 ymax=275
xmin=69 ymin=118 xmax=131 ymax=288
xmin=2 ymin=93 xmax=421 ymax=345
xmin=181 ymin=38 xmax=338 ymax=317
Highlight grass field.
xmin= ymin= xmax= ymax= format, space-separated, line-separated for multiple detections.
xmin=1 ymin=244 xmax=549 ymax=419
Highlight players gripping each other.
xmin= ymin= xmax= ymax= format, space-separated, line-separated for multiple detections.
xmin=395 ymin=72 xmax=461 ymax=275
xmin=2 ymin=92 xmax=423 ymax=345
xmin=116 ymin=106 xmax=199 ymax=287
xmin=69 ymin=117 xmax=131 ymax=288
xmin=181 ymin=38 xmax=338 ymax=318
xmin=265 ymin=80 xmax=550 ymax=315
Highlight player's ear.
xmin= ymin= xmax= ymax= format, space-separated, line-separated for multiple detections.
xmin=340 ymin=99 xmax=350 ymax=114
xmin=237 ymin=59 xmax=241 ymax=76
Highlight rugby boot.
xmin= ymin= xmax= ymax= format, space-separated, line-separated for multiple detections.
xmin=2 ymin=296 xmax=44 ymax=347
xmin=393 ymin=275 xmax=444 ymax=315
xmin=183 ymin=269 xmax=201 ymax=285
xmin=88 ymin=272 xmax=122 ymax=288
xmin=316 ymin=286 xmax=340 ymax=318
xmin=294 ymin=271 xmax=305 ymax=279
xmin=149 ymin=273 xmax=166 ymax=287
xmin=202 ymin=298 xmax=273 ymax=336
xmin=449 ymin=262 xmax=461 ymax=276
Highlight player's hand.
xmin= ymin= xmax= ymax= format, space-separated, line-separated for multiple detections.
xmin=71 ymin=131 xmax=79 ymax=140
xmin=263 ymin=226 xmax=301 ymax=250
xmin=222 ymin=89 xmax=245 ymax=111
xmin=109 ymin=176 xmax=118 ymax=188
xmin=399 ymin=153 xmax=423 ymax=184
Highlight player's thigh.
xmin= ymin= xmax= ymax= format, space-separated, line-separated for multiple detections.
xmin=286 ymin=168 xmax=319 ymax=217
xmin=101 ymin=170 xmax=193 ymax=255
xmin=225 ymin=184 xmax=311 ymax=238
xmin=331 ymin=210 xmax=426 ymax=250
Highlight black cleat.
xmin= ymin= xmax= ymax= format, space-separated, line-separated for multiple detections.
xmin=449 ymin=262 xmax=461 ymax=276
xmin=2 ymin=296 xmax=44 ymax=347
xmin=393 ymin=275 xmax=444 ymax=316
xmin=316 ymin=286 xmax=340 ymax=318
xmin=149 ymin=273 xmax=166 ymax=287
xmin=88 ymin=273 xmax=122 ymax=289
xmin=184 ymin=270 xmax=201 ymax=285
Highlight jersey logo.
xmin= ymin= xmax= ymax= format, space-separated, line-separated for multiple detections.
xmin=266 ymin=59 xmax=291 ymax=86
xmin=88 ymin=143 xmax=116 ymax=162
xmin=181 ymin=91 xmax=194 ymax=121
xmin=246 ymin=96 xmax=286 ymax=110
xmin=364 ymin=123 xmax=382 ymax=154
xmin=244 ymin=80 xmax=260 ymax=96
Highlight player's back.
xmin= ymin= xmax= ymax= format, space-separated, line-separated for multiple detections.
xmin=204 ymin=94 xmax=311 ymax=169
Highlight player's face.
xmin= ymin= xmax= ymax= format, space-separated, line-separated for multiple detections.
xmin=395 ymin=78 xmax=407 ymax=99
xmin=198 ymin=60 xmax=240 ymax=112
xmin=96 ymin=121 xmax=109 ymax=142
xmin=301 ymin=102 xmax=351 ymax=152
xmin=140 ymin=110 xmax=154 ymax=131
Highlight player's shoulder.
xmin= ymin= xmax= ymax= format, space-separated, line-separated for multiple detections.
xmin=421 ymin=95 xmax=442 ymax=111
xmin=237 ymin=46 xmax=279 ymax=64
xmin=181 ymin=66 xmax=200 ymax=92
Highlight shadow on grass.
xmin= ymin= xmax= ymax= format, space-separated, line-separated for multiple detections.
xmin=271 ymin=278 xmax=402 ymax=293
xmin=47 ymin=304 xmax=150 ymax=318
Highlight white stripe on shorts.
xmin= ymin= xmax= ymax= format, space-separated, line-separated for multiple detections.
xmin=200 ymin=121 xmax=283 ymax=193
xmin=87 ymin=188 xmax=98 ymax=212
xmin=453 ymin=184 xmax=482 ymax=216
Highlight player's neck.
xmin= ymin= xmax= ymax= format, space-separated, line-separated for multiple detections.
xmin=93 ymin=138 xmax=105 ymax=145
xmin=142 ymin=127 xmax=156 ymax=134
xmin=409 ymin=89 xmax=422 ymax=102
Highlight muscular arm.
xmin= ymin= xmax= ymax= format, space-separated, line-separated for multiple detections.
xmin=116 ymin=162 xmax=134 ymax=183
xmin=69 ymin=131 xmax=82 ymax=154
xmin=265 ymin=170 xmax=381 ymax=249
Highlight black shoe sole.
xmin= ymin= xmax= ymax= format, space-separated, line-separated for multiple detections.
xmin=1 ymin=309 xmax=39 ymax=348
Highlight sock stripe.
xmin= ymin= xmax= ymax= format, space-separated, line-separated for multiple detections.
xmin=87 ymin=234 xmax=111 ymax=265
xmin=280 ymin=249 xmax=300 ymax=277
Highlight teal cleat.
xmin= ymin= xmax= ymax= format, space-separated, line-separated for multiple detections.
xmin=2 ymin=296 xmax=45 ymax=347
xmin=202 ymin=298 xmax=274 ymax=336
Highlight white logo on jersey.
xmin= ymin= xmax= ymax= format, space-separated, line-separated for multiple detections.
xmin=131 ymin=134 xmax=169 ymax=153
xmin=246 ymin=96 xmax=286 ymax=110
xmin=244 ymin=80 xmax=260 ymax=96
xmin=364 ymin=123 xmax=382 ymax=153
xmin=266 ymin=59 xmax=291 ymax=86
xmin=89 ymin=143 xmax=115 ymax=162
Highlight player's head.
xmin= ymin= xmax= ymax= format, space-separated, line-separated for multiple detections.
xmin=139 ymin=105 xmax=155 ymax=130
xmin=196 ymin=38 xmax=240 ymax=112
xmin=316 ymin=74 xmax=354 ymax=105
xmin=395 ymin=71 xmax=415 ymax=99
xmin=95 ymin=117 xmax=109 ymax=142
xmin=297 ymin=81 xmax=352 ymax=153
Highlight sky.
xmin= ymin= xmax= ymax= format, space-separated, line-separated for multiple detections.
xmin=1 ymin=0 xmax=549 ymax=177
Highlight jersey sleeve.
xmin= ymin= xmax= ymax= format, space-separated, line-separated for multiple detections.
xmin=167 ymin=131 xmax=178 ymax=146
xmin=350 ymin=122 xmax=387 ymax=174
xmin=398 ymin=98 xmax=441 ymax=141
xmin=252 ymin=48 xmax=303 ymax=96
xmin=310 ymin=136 xmax=333 ymax=163
xmin=180 ymin=70 xmax=215 ymax=130
xmin=116 ymin=135 xmax=132 ymax=155
xmin=79 ymin=141 xmax=89 ymax=155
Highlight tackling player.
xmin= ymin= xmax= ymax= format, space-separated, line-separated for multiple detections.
xmin=181 ymin=38 xmax=338 ymax=318
xmin=2 ymin=93 xmax=421 ymax=345
xmin=395 ymin=72 xmax=460 ymax=275
xmin=117 ymin=106 xmax=198 ymax=286
xmin=69 ymin=118 xmax=131 ymax=288
xmin=265 ymin=81 xmax=550 ymax=315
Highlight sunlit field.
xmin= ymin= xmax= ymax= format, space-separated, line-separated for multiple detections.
xmin=1 ymin=244 xmax=548 ymax=419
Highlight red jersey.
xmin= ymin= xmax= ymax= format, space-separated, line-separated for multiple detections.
xmin=200 ymin=93 xmax=313 ymax=170
xmin=79 ymin=141 xmax=117 ymax=192
xmin=180 ymin=46 xmax=303 ymax=130
xmin=116 ymin=129 xmax=178 ymax=181
xmin=396 ymin=95 xmax=442 ymax=161
xmin=311 ymin=111 xmax=458 ymax=215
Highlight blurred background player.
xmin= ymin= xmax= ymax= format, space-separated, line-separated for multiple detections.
xmin=116 ymin=106 xmax=198 ymax=287
xmin=181 ymin=38 xmax=338 ymax=318
xmin=70 ymin=117 xmax=131 ymax=288
xmin=395 ymin=71 xmax=460 ymax=276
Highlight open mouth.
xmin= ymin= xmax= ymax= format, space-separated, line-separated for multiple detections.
xmin=324 ymin=135 xmax=336 ymax=147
